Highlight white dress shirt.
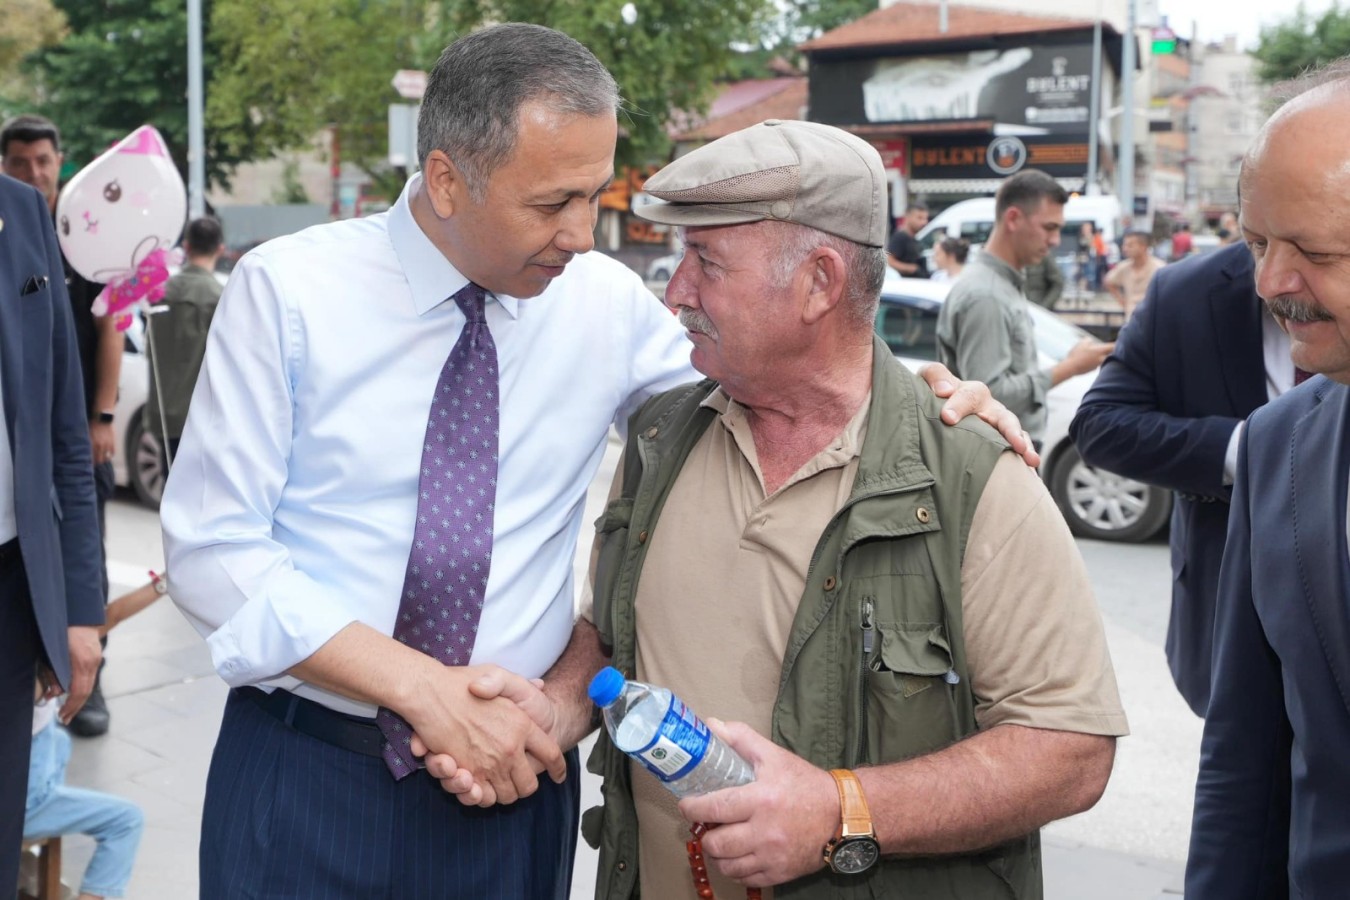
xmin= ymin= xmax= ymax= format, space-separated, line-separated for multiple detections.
xmin=1223 ymin=309 xmax=1295 ymax=485
xmin=162 ymin=177 xmax=696 ymax=716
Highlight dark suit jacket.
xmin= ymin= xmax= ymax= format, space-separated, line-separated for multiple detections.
xmin=1187 ymin=376 xmax=1350 ymax=899
xmin=1069 ymin=241 xmax=1265 ymax=716
xmin=0 ymin=173 xmax=103 ymax=688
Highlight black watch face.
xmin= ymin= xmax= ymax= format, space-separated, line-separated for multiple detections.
xmin=832 ymin=836 xmax=880 ymax=874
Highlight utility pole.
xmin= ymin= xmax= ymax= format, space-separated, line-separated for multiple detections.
xmin=1118 ymin=0 xmax=1137 ymax=221
xmin=1086 ymin=4 xmax=1103 ymax=195
xmin=187 ymin=0 xmax=205 ymax=220
xmin=940 ymin=0 xmax=948 ymax=33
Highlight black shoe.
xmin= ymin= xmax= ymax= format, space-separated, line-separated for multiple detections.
xmin=68 ymin=668 xmax=110 ymax=737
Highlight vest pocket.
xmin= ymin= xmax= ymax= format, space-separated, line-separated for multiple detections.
xmin=865 ymin=624 xmax=959 ymax=762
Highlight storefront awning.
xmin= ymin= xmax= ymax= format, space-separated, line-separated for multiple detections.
xmin=907 ymin=176 xmax=1086 ymax=195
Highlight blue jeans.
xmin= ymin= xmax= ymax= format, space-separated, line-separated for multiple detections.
xmin=25 ymin=721 xmax=143 ymax=898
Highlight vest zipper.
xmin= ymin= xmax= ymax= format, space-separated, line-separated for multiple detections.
xmin=856 ymin=597 xmax=875 ymax=766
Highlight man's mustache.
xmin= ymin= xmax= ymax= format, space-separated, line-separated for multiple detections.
xmin=1266 ymin=295 xmax=1335 ymax=324
xmin=679 ymin=309 xmax=718 ymax=338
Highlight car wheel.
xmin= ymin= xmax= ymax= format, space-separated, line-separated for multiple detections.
xmin=1048 ymin=444 xmax=1171 ymax=542
xmin=125 ymin=408 xmax=165 ymax=509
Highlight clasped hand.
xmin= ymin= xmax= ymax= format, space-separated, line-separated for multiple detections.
xmin=407 ymin=666 xmax=564 ymax=807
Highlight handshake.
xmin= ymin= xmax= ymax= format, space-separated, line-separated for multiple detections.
xmin=401 ymin=664 xmax=578 ymax=808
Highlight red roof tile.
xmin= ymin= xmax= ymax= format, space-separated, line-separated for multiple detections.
xmin=801 ymin=1 xmax=1110 ymax=53
xmin=671 ymin=78 xmax=809 ymax=142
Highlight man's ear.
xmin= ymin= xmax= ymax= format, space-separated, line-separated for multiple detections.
xmin=422 ymin=149 xmax=466 ymax=219
xmin=801 ymin=247 xmax=848 ymax=325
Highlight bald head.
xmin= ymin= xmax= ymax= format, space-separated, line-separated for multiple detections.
xmin=1241 ymin=82 xmax=1350 ymax=383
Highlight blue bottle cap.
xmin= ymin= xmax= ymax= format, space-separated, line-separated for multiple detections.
xmin=588 ymin=666 xmax=626 ymax=708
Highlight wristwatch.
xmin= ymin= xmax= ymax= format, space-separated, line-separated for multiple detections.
xmin=823 ymin=769 xmax=880 ymax=875
xmin=97 ymin=410 xmax=115 ymax=424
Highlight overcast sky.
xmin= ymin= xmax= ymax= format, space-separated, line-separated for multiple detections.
xmin=1160 ymin=0 xmax=1338 ymax=51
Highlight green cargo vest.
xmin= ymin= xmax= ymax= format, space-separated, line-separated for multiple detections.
xmin=584 ymin=339 xmax=1041 ymax=900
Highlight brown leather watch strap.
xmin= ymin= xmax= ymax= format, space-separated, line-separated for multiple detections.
xmin=829 ymin=769 xmax=874 ymax=837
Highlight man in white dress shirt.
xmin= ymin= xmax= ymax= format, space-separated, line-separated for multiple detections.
xmin=163 ymin=23 xmax=1036 ymax=899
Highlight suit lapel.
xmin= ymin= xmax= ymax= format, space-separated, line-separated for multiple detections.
xmin=0 ymin=212 xmax=22 ymax=449
xmin=1290 ymin=382 xmax=1350 ymax=718
xmin=1210 ymin=250 xmax=1267 ymax=416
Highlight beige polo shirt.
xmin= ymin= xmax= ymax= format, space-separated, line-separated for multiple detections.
xmin=584 ymin=388 xmax=1128 ymax=900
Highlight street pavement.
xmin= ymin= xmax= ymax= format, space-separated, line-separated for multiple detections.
xmin=35 ymin=435 xmax=1190 ymax=899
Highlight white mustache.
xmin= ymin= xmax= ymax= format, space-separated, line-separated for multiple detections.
xmin=1266 ymin=295 xmax=1334 ymax=324
xmin=679 ymin=309 xmax=718 ymax=338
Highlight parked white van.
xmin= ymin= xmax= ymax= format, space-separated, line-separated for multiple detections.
xmin=914 ymin=194 xmax=1122 ymax=277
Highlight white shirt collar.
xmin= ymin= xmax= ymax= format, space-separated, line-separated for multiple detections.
xmin=387 ymin=174 xmax=520 ymax=320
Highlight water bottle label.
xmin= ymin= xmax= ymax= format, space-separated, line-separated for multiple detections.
xmin=634 ymin=695 xmax=709 ymax=782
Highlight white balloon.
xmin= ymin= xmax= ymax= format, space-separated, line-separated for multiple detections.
xmin=55 ymin=125 xmax=187 ymax=285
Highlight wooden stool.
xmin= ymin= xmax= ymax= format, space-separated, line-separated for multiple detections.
xmin=19 ymin=836 xmax=62 ymax=900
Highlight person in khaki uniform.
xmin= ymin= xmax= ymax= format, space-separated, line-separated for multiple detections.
xmin=144 ymin=215 xmax=224 ymax=464
xmin=572 ymin=121 xmax=1128 ymax=900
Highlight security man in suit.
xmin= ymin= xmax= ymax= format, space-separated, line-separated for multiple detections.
xmin=1069 ymin=239 xmax=1278 ymax=717
xmin=0 ymin=172 xmax=104 ymax=890
xmin=1187 ymin=67 xmax=1350 ymax=896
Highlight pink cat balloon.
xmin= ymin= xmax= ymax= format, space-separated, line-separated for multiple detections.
xmin=55 ymin=125 xmax=186 ymax=330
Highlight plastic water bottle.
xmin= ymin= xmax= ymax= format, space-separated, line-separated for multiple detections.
xmin=588 ymin=666 xmax=754 ymax=798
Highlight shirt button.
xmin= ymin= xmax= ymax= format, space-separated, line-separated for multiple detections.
xmin=823 ymin=576 xmax=838 ymax=591
xmin=638 ymin=530 xmax=649 ymax=544
xmin=644 ymin=426 xmax=659 ymax=439
xmin=916 ymin=507 xmax=931 ymax=524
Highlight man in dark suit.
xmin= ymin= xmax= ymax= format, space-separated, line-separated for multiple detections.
xmin=0 ymin=173 xmax=104 ymax=890
xmin=1069 ymin=240 xmax=1278 ymax=717
xmin=1187 ymin=71 xmax=1350 ymax=895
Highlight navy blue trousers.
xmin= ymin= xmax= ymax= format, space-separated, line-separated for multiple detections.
xmin=201 ymin=689 xmax=580 ymax=899
xmin=1 ymin=549 xmax=39 ymax=898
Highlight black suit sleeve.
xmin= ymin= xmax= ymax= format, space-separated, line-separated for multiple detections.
xmin=1069 ymin=268 xmax=1242 ymax=499
xmin=1185 ymin=426 xmax=1291 ymax=898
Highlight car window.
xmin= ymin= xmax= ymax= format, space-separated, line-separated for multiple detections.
xmin=959 ymin=221 xmax=993 ymax=246
xmin=875 ymin=296 xmax=940 ymax=361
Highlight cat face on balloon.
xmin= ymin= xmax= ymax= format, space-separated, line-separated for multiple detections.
xmin=56 ymin=125 xmax=186 ymax=287
xmin=54 ymin=126 xmax=186 ymax=326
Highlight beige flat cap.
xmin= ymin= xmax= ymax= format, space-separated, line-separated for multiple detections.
xmin=635 ymin=119 xmax=887 ymax=248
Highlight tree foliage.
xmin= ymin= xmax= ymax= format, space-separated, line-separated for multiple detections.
xmin=208 ymin=0 xmax=775 ymax=183
xmin=1253 ymin=3 xmax=1350 ymax=85
xmin=17 ymin=0 xmax=868 ymax=196
xmin=27 ymin=0 xmax=246 ymax=187
xmin=208 ymin=0 xmax=427 ymax=187
xmin=0 ymin=0 xmax=68 ymax=112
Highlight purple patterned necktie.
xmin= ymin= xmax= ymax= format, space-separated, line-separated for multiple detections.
xmin=378 ymin=282 xmax=499 ymax=778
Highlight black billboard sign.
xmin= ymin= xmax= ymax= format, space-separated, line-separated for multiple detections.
xmin=811 ymin=44 xmax=1098 ymax=134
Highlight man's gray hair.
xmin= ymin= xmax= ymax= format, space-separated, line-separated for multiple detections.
xmin=417 ymin=23 xmax=620 ymax=201
xmin=768 ymin=222 xmax=886 ymax=330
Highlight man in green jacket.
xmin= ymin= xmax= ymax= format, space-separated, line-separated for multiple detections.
xmin=579 ymin=121 xmax=1127 ymax=900
xmin=144 ymin=215 xmax=223 ymax=466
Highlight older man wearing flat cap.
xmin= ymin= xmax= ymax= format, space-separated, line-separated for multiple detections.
xmin=579 ymin=119 xmax=1126 ymax=900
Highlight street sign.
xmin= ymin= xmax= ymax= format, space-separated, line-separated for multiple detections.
xmin=388 ymin=103 xmax=419 ymax=169
xmin=391 ymin=69 xmax=427 ymax=100
xmin=1150 ymin=27 xmax=1177 ymax=54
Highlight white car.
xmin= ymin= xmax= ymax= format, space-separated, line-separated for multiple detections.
xmin=878 ymin=273 xmax=1171 ymax=543
xmin=112 ymin=315 xmax=165 ymax=506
